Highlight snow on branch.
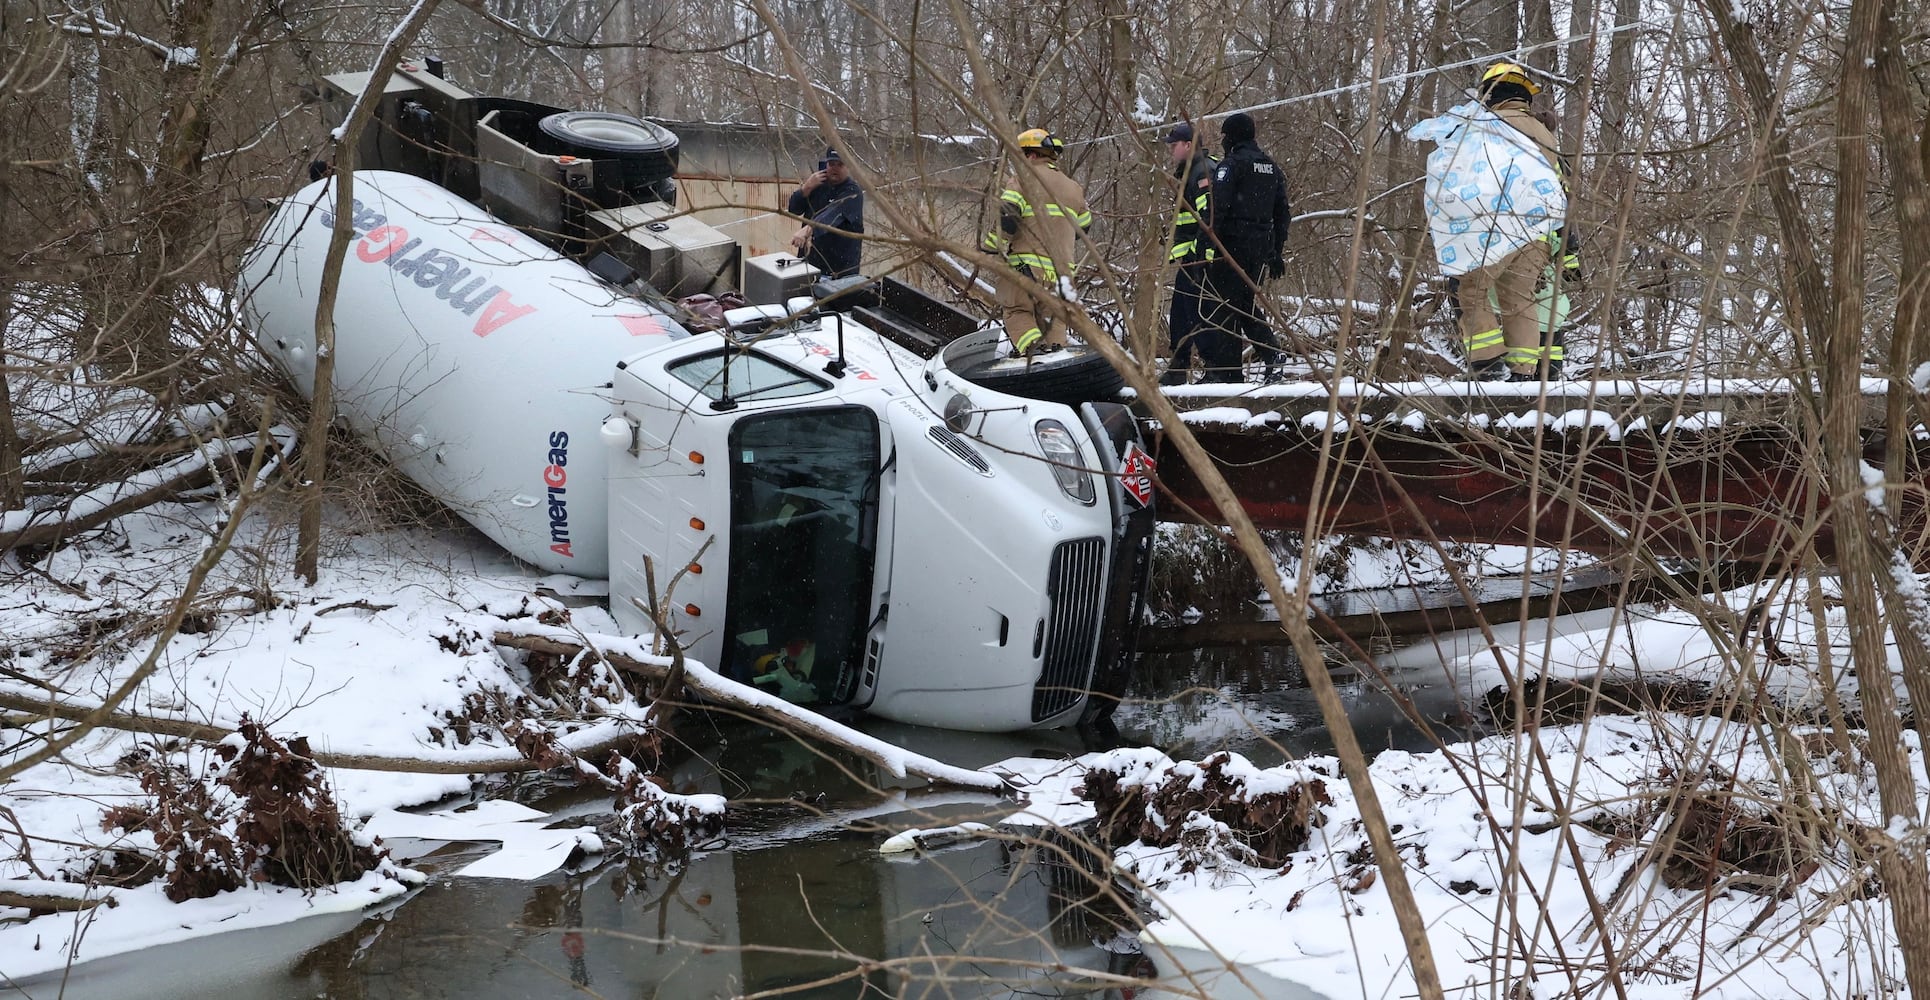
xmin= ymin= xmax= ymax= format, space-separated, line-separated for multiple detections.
xmin=0 ymin=428 xmax=293 ymax=552
xmin=55 ymin=14 xmax=198 ymax=67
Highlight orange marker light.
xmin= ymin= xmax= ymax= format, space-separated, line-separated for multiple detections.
xmin=688 ymin=562 xmax=703 ymax=575
xmin=689 ymin=517 xmax=705 ymax=531
xmin=684 ymin=603 xmax=701 ymax=616
xmin=688 ymin=451 xmax=705 ymax=465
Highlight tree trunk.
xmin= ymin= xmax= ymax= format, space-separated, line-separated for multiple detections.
xmin=1109 ymin=0 xmax=1162 ymax=375
xmin=1522 ymin=0 xmax=1554 ymax=56
xmin=0 ymin=146 xmax=20 ymax=512
xmin=1821 ymin=1 xmax=1930 ymax=992
xmin=1375 ymin=0 xmax=1452 ymax=377
xmin=297 ymin=0 xmax=445 ymax=584
xmin=1704 ymin=0 xmax=1829 ymax=353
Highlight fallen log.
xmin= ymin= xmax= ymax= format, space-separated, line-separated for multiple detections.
xmin=0 ymin=879 xmax=112 ymax=913
xmin=1136 ymin=573 xmax=1685 ymax=652
xmin=0 ymin=432 xmax=281 ymax=554
xmin=490 ymin=628 xmax=1011 ymax=794
xmin=0 ymin=690 xmax=650 ymax=775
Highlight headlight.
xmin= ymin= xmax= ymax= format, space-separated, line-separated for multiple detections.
xmin=1034 ymin=419 xmax=1096 ymax=505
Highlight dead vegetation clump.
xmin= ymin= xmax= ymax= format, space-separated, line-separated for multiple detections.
xmin=1081 ymin=752 xmax=1332 ymax=868
xmin=214 ymin=718 xmax=381 ymax=890
xmin=1483 ymin=675 xmax=1716 ymax=727
xmin=100 ymin=757 xmax=246 ymax=902
xmin=1654 ymin=792 xmax=1823 ymax=891
xmin=604 ymin=752 xmax=726 ymax=861
xmin=512 ymin=610 xmax=647 ymax=710
xmin=98 ymin=718 xmax=380 ymax=902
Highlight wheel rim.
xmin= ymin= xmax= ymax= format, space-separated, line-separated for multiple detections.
xmin=565 ymin=117 xmax=655 ymax=144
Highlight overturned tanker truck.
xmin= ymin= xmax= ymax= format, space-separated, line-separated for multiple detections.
xmin=239 ymin=61 xmax=1156 ymax=732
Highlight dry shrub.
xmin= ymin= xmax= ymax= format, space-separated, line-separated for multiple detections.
xmin=101 ymin=759 xmax=246 ymax=902
xmin=1146 ymin=525 xmax=1262 ymax=623
xmin=214 ymin=717 xmax=382 ymax=891
xmin=101 ymin=719 xmax=380 ymax=901
xmin=1657 ymin=791 xmax=1825 ymax=893
xmin=1081 ymin=751 xmax=1332 ymax=868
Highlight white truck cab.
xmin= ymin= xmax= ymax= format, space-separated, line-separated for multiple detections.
xmin=242 ymin=61 xmax=1154 ymax=731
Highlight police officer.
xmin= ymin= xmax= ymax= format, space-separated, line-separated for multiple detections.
xmin=1202 ymin=112 xmax=1290 ymax=382
xmin=1161 ymin=122 xmax=1218 ymax=386
xmin=981 ymin=128 xmax=1093 ymax=356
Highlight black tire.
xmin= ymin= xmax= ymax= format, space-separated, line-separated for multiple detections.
xmin=960 ymin=347 xmax=1126 ymax=405
xmin=537 ymin=112 xmax=679 ymax=176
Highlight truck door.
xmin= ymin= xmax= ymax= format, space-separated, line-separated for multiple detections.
xmin=720 ymin=405 xmax=881 ymax=705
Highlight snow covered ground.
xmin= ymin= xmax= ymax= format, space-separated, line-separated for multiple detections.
xmin=5 ymin=494 xmax=1927 ymax=999
xmin=0 ymin=499 xmax=643 ymax=984
xmin=1005 ymin=712 xmax=1927 ymax=1000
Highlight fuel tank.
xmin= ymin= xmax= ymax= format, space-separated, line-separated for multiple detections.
xmin=239 ymin=170 xmax=687 ymax=576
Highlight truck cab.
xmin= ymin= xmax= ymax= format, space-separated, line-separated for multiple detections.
xmin=245 ymin=61 xmax=1154 ymax=732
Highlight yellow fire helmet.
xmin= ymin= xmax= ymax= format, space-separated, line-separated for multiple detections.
xmin=1480 ymin=61 xmax=1542 ymax=96
xmin=1016 ymin=128 xmax=1065 ymax=157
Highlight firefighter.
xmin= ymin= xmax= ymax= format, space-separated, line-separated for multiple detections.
xmin=981 ymin=128 xmax=1093 ymax=356
xmin=1201 ymin=112 xmax=1290 ymax=382
xmin=1453 ymin=62 xmax=1575 ymax=381
xmin=1161 ymin=122 xmax=1219 ymax=386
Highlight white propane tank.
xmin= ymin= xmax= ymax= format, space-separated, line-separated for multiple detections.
xmin=239 ymin=170 xmax=687 ymax=577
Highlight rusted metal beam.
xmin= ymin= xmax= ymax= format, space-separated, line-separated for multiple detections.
xmin=1148 ymin=423 xmax=1922 ymax=567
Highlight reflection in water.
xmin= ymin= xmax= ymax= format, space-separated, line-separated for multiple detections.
xmin=87 ymin=721 xmax=1146 ymax=1000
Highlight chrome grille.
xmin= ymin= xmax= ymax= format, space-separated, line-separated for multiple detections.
xmin=926 ymin=425 xmax=992 ymax=476
xmin=1033 ymin=537 xmax=1106 ymax=721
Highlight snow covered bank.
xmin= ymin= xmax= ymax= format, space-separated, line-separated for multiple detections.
xmin=1008 ymin=712 xmax=1926 ymax=1000
xmin=0 ymin=500 xmax=708 ymax=981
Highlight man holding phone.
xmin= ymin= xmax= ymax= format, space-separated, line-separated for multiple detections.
xmin=786 ymin=147 xmax=865 ymax=278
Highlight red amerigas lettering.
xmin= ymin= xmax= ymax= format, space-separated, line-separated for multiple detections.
xmin=473 ymin=290 xmax=537 ymax=337
xmin=356 ymin=225 xmax=411 ymax=262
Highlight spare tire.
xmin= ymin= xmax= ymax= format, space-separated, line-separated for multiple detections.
xmin=537 ymin=112 xmax=679 ymax=177
xmin=960 ymin=347 xmax=1126 ymax=405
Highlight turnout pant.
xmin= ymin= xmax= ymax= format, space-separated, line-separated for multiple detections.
xmin=997 ymin=270 xmax=1070 ymax=353
xmin=1457 ymin=241 xmax=1556 ymax=374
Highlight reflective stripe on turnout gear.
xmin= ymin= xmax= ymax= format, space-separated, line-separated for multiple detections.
xmin=1014 ymin=326 xmax=1044 ymax=353
xmin=1504 ymin=345 xmax=1564 ymax=364
xmin=1000 ymin=188 xmax=1088 ymax=227
xmin=1006 ymin=253 xmax=1062 ymax=280
xmin=1463 ymin=328 xmax=1505 ymax=352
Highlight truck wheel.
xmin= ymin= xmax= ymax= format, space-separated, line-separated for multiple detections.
xmin=537 ymin=112 xmax=679 ymax=176
xmin=962 ymin=348 xmax=1126 ymax=405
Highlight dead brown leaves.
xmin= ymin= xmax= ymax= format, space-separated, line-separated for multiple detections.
xmin=1081 ymin=752 xmax=1332 ymax=869
xmin=99 ymin=716 xmax=381 ymax=902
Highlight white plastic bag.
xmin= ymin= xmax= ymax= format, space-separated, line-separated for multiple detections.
xmin=1407 ymin=101 xmax=1566 ymax=276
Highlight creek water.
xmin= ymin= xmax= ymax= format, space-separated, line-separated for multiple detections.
xmin=28 ymin=595 xmax=1504 ymax=1000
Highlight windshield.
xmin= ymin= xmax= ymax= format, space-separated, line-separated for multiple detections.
xmin=668 ymin=348 xmax=827 ymax=404
xmin=721 ymin=406 xmax=881 ymax=706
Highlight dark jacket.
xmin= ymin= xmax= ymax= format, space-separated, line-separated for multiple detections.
xmin=1170 ymin=150 xmax=1217 ymax=265
xmin=1208 ymin=138 xmax=1289 ymax=272
xmin=787 ymin=178 xmax=865 ymax=277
